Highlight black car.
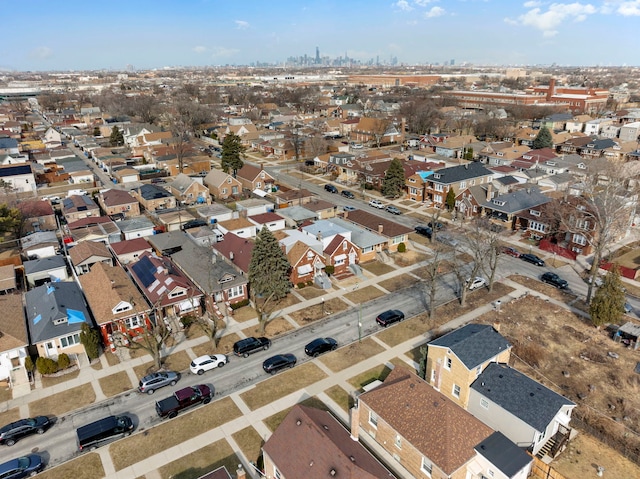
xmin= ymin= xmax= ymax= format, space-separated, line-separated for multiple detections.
xmin=428 ymin=221 xmax=444 ymax=230
xmin=233 ymin=337 xmax=271 ymax=358
xmin=541 ymin=272 xmax=568 ymax=289
xmin=341 ymin=190 xmax=355 ymax=199
xmin=0 ymin=454 xmax=44 ymax=478
xmin=181 ymin=219 xmax=207 ymax=230
xmin=304 ymin=337 xmax=338 ymax=357
xmin=414 ymin=225 xmax=432 ymax=238
xmin=324 ymin=184 xmax=338 ymax=194
xmin=262 ymin=353 xmax=297 ymax=374
xmin=0 ymin=417 xmax=51 ymax=446
xmin=376 ymin=309 xmax=405 ymax=327
xmin=520 ymin=253 xmax=545 ymax=266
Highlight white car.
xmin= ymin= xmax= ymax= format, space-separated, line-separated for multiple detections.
xmin=369 ymin=199 xmax=384 ymax=209
xmin=189 ymin=354 xmax=228 ymax=375
xmin=467 ymin=277 xmax=487 ymax=291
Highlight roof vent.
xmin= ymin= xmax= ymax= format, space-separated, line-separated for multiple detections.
xmin=530 ymin=392 xmax=535 ymax=397
xmin=296 ymin=419 xmax=301 ymax=426
xmin=410 ymin=383 xmax=415 ymax=388
xmin=323 ymin=425 xmax=329 ymax=430
xmin=330 ymin=469 xmax=336 ymax=476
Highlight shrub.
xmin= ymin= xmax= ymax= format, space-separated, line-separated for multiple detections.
xmin=57 ymin=353 xmax=71 ymax=370
xmin=80 ymin=323 xmax=101 ymax=360
xmin=306 ymin=281 xmax=313 ymax=286
xmin=230 ymin=299 xmax=250 ymax=310
xmin=325 ymin=265 xmax=335 ymax=276
xmin=181 ymin=314 xmax=196 ymax=328
xmin=297 ymin=282 xmax=306 ymax=289
xmin=36 ymin=357 xmax=58 ymax=375
xmin=397 ymin=242 xmax=406 ymax=253
xmin=24 ymin=356 xmax=34 ymax=373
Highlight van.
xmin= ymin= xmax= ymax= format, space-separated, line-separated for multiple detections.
xmin=76 ymin=415 xmax=133 ymax=451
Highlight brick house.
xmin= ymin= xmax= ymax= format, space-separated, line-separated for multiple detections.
xmin=62 ymin=195 xmax=101 ymax=223
xmin=339 ymin=209 xmax=412 ymax=253
xmin=204 ymin=169 xmax=242 ymax=200
xmin=168 ymin=173 xmax=211 ymax=206
xmin=235 ymin=163 xmax=276 ymax=193
xmin=283 ymin=240 xmax=326 ymax=287
xmin=68 ymin=240 xmax=113 ymax=275
xmin=16 ymin=199 xmax=57 ymax=234
xmin=97 ymin=189 xmax=140 ymax=218
xmin=424 ymin=162 xmax=493 ymax=209
xmin=130 ymin=184 xmax=177 ymax=212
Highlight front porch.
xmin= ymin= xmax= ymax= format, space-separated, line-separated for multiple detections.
xmin=536 ymin=425 xmax=573 ymax=462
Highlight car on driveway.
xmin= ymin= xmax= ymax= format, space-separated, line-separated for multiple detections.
xmin=262 ymin=354 xmax=297 ymax=374
xmin=502 ymin=246 xmax=521 ymax=258
xmin=324 ymin=184 xmax=338 ymax=194
xmin=520 ymin=253 xmax=545 ymax=266
xmin=540 ymin=272 xmax=568 ymax=289
xmin=466 ymin=277 xmax=487 ymax=291
xmin=189 ymin=354 xmax=228 ymax=375
xmin=304 ymin=337 xmax=338 ymax=357
xmin=0 ymin=417 xmax=51 ymax=446
xmin=341 ymin=190 xmax=355 ymax=199
xmin=0 ymin=454 xmax=44 ymax=477
xmin=414 ymin=225 xmax=432 ymax=238
xmin=368 ymin=199 xmax=384 ymax=209
xmin=385 ymin=205 xmax=402 ymax=215
xmin=138 ymin=371 xmax=180 ymax=394
xmin=233 ymin=337 xmax=271 ymax=358
xmin=376 ymin=309 xmax=405 ymax=327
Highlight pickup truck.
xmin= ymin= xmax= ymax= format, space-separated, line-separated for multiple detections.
xmin=155 ymin=385 xmax=212 ymax=419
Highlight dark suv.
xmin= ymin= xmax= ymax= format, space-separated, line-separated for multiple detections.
xmin=0 ymin=417 xmax=51 ymax=446
xmin=376 ymin=309 xmax=405 ymax=327
xmin=541 ymin=272 xmax=568 ymax=289
xmin=341 ymin=190 xmax=355 ymax=199
xmin=324 ymin=184 xmax=338 ymax=193
xmin=520 ymin=253 xmax=545 ymax=266
xmin=262 ymin=354 xmax=296 ymax=374
xmin=233 ymin=337 xmax=271 ymax=358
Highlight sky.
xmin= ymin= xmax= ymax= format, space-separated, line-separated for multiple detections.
xmin=2 ymin=0 xmax=639 ymax=72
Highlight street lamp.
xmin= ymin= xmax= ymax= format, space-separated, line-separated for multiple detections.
xmin=321 ymin=297 xmax=325 ymax=315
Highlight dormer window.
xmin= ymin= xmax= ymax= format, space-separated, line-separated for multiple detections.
xmin=530 ymin=210 xmax=541 ymax=217
xmin=492 ymin=200 xmax=505 ymax=206
xmin=433 ymin=173 xmax=441 ymax=179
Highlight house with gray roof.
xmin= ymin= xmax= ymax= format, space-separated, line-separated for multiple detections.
xmin=25 ymin=281 xmax=94 ymax=363
xmin=24 ymin=255 xmax=69 ymax=287
xmin=326 ymin=216 xmax=388 ymax=264
xmin=62 ymin=195 xmax=100 ymax=223
xmin=130 ymin=184 xmax=176 ymax=212
xmin=168 ymin=173 xmax=211 ymax=206
xmin=117 ymin=216 xmax=155 ymax=240
xmin=274 ymin=205 xmax=318 ymax=227
xmin=480 ymin=185 xmax=551 ymax=232
xmin=473 ymin=432 xmax=533 ymax=479
xmin=424 ymin=161 xmax=493 ymax=209
xmin=469 ymin=363 xmax=576 ymax=458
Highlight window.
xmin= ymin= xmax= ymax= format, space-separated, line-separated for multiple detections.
xmin=480 ymin=397 xmax=489 ymax=409
xmin=573 ymin=234 xmax=587 ymax=246
xmin=124 ymin=316 xmax=142 ymax=329
xmin=452 ymin=384 xmax=461 ymax=398
xmin=395 ymin=434 xmax=402 ymax=449
xmin=227 ymin=285 xmax=244 ymax=299
xmin=221 ymin=188 xmax=227 ymax=195
xmin=530 ymin=209 xmax=541 ymax=217
xmin=274 ymin=468 xmax=282 ymax=479
xmin=368 ymin=411 xmax=378 ymax=428
xmin=434 ymin=184 xmax=444 ymax=192
xmin=60 ymin=333 xmax=80 ymax=348
xmin=421 ymin=457 xmax=432 ymax=476
xmin=529 ymin=221 xmax=546 ymax=233
xmin=475 ymin=365 xmax=482 ymax=376
xmin=444 ymin=357 xmax=452 ymax=370
xmin=459 ymin=181 xmax=467 ymax=189
xmin=169 ymin=290 xmax=186 ymax=298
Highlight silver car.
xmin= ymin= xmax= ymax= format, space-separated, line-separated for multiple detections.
xmin=138 ymin=371 xmax=180 ymax=394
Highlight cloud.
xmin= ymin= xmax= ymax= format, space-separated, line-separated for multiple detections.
xmin=193 ymin=46 xmax=207 ymax=53
xmin=210 ymin=46 xmax=239 ymax=58
xmin=609 ymin=0 xmax=640 ymax=16
xmin=424 ymin=6 xmax=446 ymax=17
xmin=235 ymin=20 xmax=249 ymax=30
xmin=394 ymin=0 xmax=413 ymax=11
xmin=29 ymin=46 xmax=53 ymax=60
xmin=415 ymin=0 xmax=435 ymax=5
xmin=505 ymin=2 xmax=597 ymax=36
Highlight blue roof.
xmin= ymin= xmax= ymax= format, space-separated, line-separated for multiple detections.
xmin=0 ymin=138 xmax=18 ymax=149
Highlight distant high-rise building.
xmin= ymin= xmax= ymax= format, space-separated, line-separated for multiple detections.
xmin=316 ymin=47 xmax=320 ymax=64
xmin=450 ymin=59 xmax=455 ymax=66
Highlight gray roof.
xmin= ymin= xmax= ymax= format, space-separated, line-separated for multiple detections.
xmin=24 ymin=255 xmax=67 ymax=275
xmin=275 ymin=205 xmax=318 ymax=222
xmin=169 ymin=173 xmax=197 ymax=194
xmin=0 ymin=138 xmax=19 ymax=149
xmin=328 ymin=217 xmax=387 ymax=249
xmin=474 ymin=432 xmax=532 ymax=477
xmin=117 ymin=217 xmax=155 ymax=233
xmin=56 ymin=156 xmax=91 ymax=173
xmin=20 ymin=231 xmax=59 ymax=250
xmin=471 ymin=363 xmax=575 ymax=432
xmin=429 ymin=324 xmax=511 ymax=370
xmin=134 ymin=184 xmax=173 ymax=200
xmin=25 ymin=282 xmax=92 ymax=343
xmin=146 ymin=231 xmax=188 ymax=254
xmin=301 ymin=219 xmax=352 ymax=240
xmin=426 ymin=162 xmax=493 ymax=185
xmin=481 ymin=186 xmax=550 ymax=214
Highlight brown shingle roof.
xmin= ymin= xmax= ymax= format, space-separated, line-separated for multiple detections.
xmin=101 ymin=189 xmax=137 ymax=207
xmin=360 ymin=367 xmax=493 ymax=475
xmin=341 ymin=209 xmax=412 ymax=237
xmin=0 ymin=293 xmax=28 ymax=351
xmin=68 ymin=240 xmax=111 ymax=266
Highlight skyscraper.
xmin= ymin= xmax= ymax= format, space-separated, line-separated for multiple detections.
xmin=315 ymin=47 xmax=320 ymax=64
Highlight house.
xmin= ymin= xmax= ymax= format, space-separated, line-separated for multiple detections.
xmin=25 ymin=282 xmax=93 ymax=362
xmin=204 ymin=169 xmax=242 ymax=200
xmin=20 ymin=231 xmax=59 ymax=259
xmin=109 ymin=237 xmax=153 ymax=266
xmin=424 ymin=162 xmax=494 ymax=208
xmin=212 ymin=232 xmax=253 ymax=274
xmin=130 ymin=184 xmax=177 ymax=212
xmin=62 ymin=195 xmax=101 ymax=223
xmin=128 ymin=252 xmax=203 ymax=318
xmin=68 ymin=240 xmax=113 ymax=275
xmin=97 ymin=189 xmax=140 ymax=218
xmin=16 ymin=200 xmax=57 ymax=234
xmin=117 ymin=216 xmax=156 ymax=240
xmin=79 ymin=262 xmax=152 ymax=353
xmin=24 ymin=255 xmax=69 ymax=287
xmin=339 ymin=209 xmax=413 ymax=253
xmin=426 ymin=323 xmax=512 ymax=408
xmin=235 ymin=163 xmax=275 ymax=194
xmin=301 ymin=220 xmax=359 ymax=278
xmin=194 ymin=203 xmax=234 ymax=225
xmin=303 ymin=198 xmax=339 ymax=220
xmin=168 ymin=173 xmax=211 ymax=206
xmin=0 ymin=164 xmax=36 ymax=192
xmin=473 ymin=432 xmax=534 ymax=479
xmin=0 ymin=293 xmax=29 ymax=390
xmin=283 ymin=239 xmax=327 ymax=288
xmin=248 ymin=212 xmax=286 ymax=232
xmin=455 ymin=184 xmax=491 ymax=219
xmin=328 ymin=216 xmax=388 ymax=264
xmin=273 ymin=188 xmax=317 ymax=207
xmin=480 ymin=186 xmax=551 ymax=235
xmin=66 ymin=216 xmax=121 ymax=245
xmin=263 ymin=404 xmax=395 ymax=479
xmin=215 ymin=217 xmax=257 ymax=239
xmin=469 ymin=363 xmax=576 ymax=457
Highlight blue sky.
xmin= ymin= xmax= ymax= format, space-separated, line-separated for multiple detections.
xmin=2 ymin=0 xmax=639 ymax=71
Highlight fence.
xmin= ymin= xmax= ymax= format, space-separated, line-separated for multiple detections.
xmin=529 ymin=455 xmax=568 ymax=479
xmin=570 ymin=415 xmax=640 ymax=466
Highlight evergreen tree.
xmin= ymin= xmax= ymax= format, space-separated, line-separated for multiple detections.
xmin=248 ymin=227 xmax=291 ymax=333
xmin=109 ymin=126 xmax=124 ymax=147
xmin=381 ymin=158 xmax=405 ymax=198
xmin=589 ymin=264 xmax=626 ymax=327
xmin=445 ymin=187 xmax=456 ymax=211
xmin=79 ymin=323 xmax=101 ymax=360
xmin=532 ymin=126 xmax=553 ymax=149
xmin=0 ymin=204 xmax=21 ymax=236
xmin=221 ymin=132 xmax=245 ymax=175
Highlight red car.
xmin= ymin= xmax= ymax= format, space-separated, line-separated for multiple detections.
xmin=502 ymin=246 xmax=521 ymax=258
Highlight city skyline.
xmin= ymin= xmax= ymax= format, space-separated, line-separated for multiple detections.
xmin=2 ymin=0 xmax=640 ymax=72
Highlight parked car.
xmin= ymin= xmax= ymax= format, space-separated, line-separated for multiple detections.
xmin=466 ymin=277 xmax=487 ymax=291
xmin=233 ymin=337 xmax=271 ymax=358
xmin=0 ymin=454 xmax=44 ymax=478
xmin=624 ymin=302 xmax=632 ymax=314
xmin=304 ymin=337 xmax=338 ymax=357
xmin=181 ymin=219 xmax=207 ymax=230
xmin=0 ymin=417 xmax=51 ymax=446
xmin=262 ymin=354 xmax=297 ymax=374
xmin=541 ymin=272 xmax=568 ymax=289
xmin=385 ymin=205 xmax=402 ymax=215
xmin=138 ymin=371 xmax=180 ymax=395
xmin=343 ymin=205 xmax=357 ymax=212
xmin=414 ymin=225 xmax=433 ymax=238
xmin=324 ymin=184 xmax=338 ymax=194
xmin=376 ymin=309 xmax=405 ymax=327
xmin=502 ymin=246 xmax=521 ymax=258
xmin=520 ymin=253 xmax=545 ymax=266
xmin=341 ymin=190 xmax=355 ymax=199
xmin=77 ymin=415 xmax=133 ymax=451
xmin=428 ymin=221 xmax=444 ymax=230
xmin=155 ymin=385 xmax=212 ymax=419
xmin=368 ymin=199 xmax=384 ymax=209
xmin=189 ymin=354 xmax=228 ymax=375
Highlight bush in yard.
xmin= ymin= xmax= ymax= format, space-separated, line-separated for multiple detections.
xmin=324 ymin=265 xmax=335 ymax=276
xmin=57 ymin=353 xmax=70 ymax=370
xmin=24 ymin=356 xmax=34 ymax=373
xmin=297 ymin=282 xmax=306 ymax=289
xmin=230 ymin=299 xmax=249 ymax=310
xmin=80 ymin=323 xmax=101 ymax=360
xmin=36 ymin=357 xmax=58 ymax=375
xmin=397 ymin=242 xmax=406 ymax=253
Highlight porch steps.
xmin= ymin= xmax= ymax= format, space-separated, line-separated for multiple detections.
xmin=536 ymin=436 xmax=557 ymax=459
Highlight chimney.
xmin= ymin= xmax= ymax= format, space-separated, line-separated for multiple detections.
xmin=493 ymin=320 xmax=501 ymax=332
xmin=546 ymin=78 xmax=556 ymax=102
xmin=236 ymin=465 xmax=246 ymax=479
xmin=350 ymin=404 xmax=360 ymax=441
xmin=229 ymin=251 xmax=234 ymax=261
xmin=378 ymin=224 xmax=383 ymax=234
xmin=486 ymin=183 xmax=493 ymax=201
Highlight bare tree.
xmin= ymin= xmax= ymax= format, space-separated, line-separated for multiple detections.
xmin=421 ymin=248 xmax=443 ymax=319
xmin=117 ymin=313 xmax=173 ymax=370
xmin=369 ymin=116 xmax=392 ymax=148
xmin=305 ymin=135 xmax=329 ymax=159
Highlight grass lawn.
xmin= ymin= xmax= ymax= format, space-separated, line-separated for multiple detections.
xmin=0 ymin=408 xmax=20 ymax=427
xmin=288 ymin=297 xmax=349 ymax=326
xmin=325 ymin=385 xmax=354 ymax=412
xmin=99 ymin=371 xmax=134 ymax=397
xmin=239 ymin=363 xmax=327 ymax=411
xmin=295 ymin=286 xmax=326 ymax=300
xmin=319 ymin=338 xmax=386 ymax=373
xmin=232 ymin=426 xmax=264 ymax=464
xmin=393 ymin=251 xmax=431 ymax=268
xmin=360 ymin=261 xmax=396 ymax=276
xmin=36 ymin=453 xmax=104 ymax=479
xmin=110 ymin=396 xmax=241 ymax=471
xmin=263 ymin=396 xmax=329 ymax=432
xmin=29 ymin=384 xmax=95 ymax=417
xmin=41 ymin=368 xmax=80 ymax=388
xmin=104 ymin=352 xmax=120 ymax=366
xmin=378 ymin=273 xmax=420 ymax=292
xmin=375 ymin=314 xmax=433 ymax=347
xmin=405 ymin=344 xmax=427 ymax=367
xmin=157 ymin=439 xmax=240 ymax=479
xmin=231 ymin=305 xmax=258 ymax=323
xmin=0 ymin=383 xmax=11 ymax=403
xmin=348 ymin=363 xmax=393 ymax=389
xmin=270 ymin=293 xmax=301 ymax=310
xmin=162 ymin=350 xmax=193 ymax=372
xmin=133 ymin=361 xmax=155 ymax=381
xmin=343 ymin=285 xmax=385 ymax=304
xmin=192 ymin=332 xmax=241 ymax=357
xmin=242 ymin=317 xmax=295 ymax=338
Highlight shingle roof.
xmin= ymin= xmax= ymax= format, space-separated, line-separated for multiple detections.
xmin=134 ymin=184 xmax=173 ymax=200
xmin=340 ymin=209 xmax=412 ymax=238
xmin=471 ymin=363 xmax=575 ymax=432
xmin=429 ymin=324 xmax=511 ymax=370
xmin=360 ymin=367 xmax=493 ymax=475
xmin=426 ymin=161 xmax=493 ymax=184
xmin=24 ymin=255 xmax=67 ymax=275
xmin=212 ymin=232 xmax=253 ymax=273
xmin=480 ymin=186 xmax=551 ymax=214
xmin=0 ymin=293 xmax=28 ymax=352
xmin=474 ymin=432 xmax=533 ymax=477
xmin=68 ymin=241 xmax=111 ymax=266
xmin=101 ymin=189 xmax=137 ymax=207
xmin=109 ymin=237 xmax=152 ymax=256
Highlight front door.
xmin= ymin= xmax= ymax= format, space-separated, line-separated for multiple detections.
xmin=44 ymin=341 xmax=57 ymax=358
